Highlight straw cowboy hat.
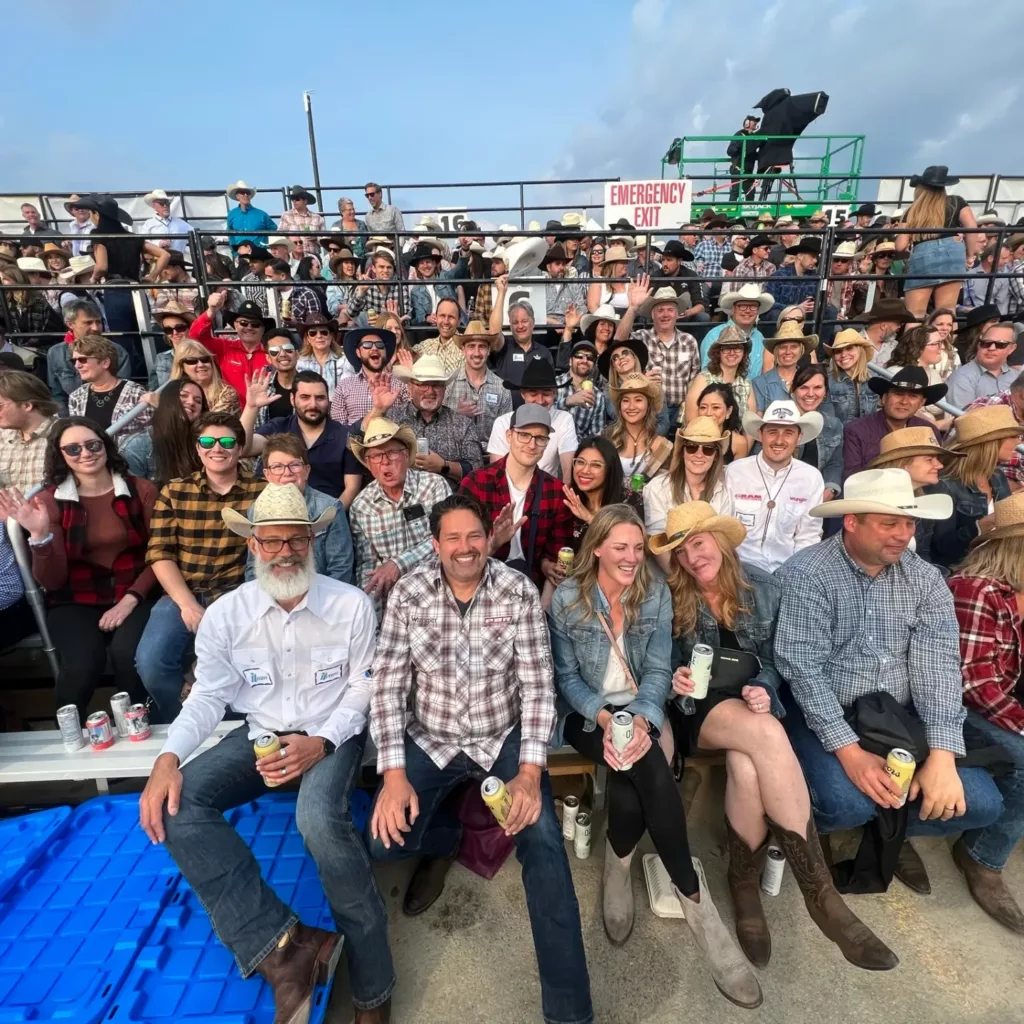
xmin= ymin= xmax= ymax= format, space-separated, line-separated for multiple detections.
xmin=144 ymin=189 xmax=172 ymax=208
xmin=267 ymin=236 xmax=292 ymax=250
xmin=810 ymin=468 xmax=952 ymax=519
xmin=763 ymin=319 xmax=818 ymax=355
xmin=152 ymin=301 xmax=196 ymax=325
xmin=59 ymin=255 xmax=96 ymax=282
xmin=676 ymin=415 xmax=730 ymax=455
xmin=16 ymin=257 xmax=51 ymax=276
xmin=648 ymin=500 xmax=746 ymax=555
xmin=602 ymin=244 xmax=632 ymax=265
xmin=41 ymin=242 xmax=69 ymax=264
xmin=392 ymin=353 xmax=453 ymax=385
xmin=63 ymin=194 xmax=83 ymax=214
xmin=222 ymin=483 xmax=336 ymax=537
xmin=947 ymin=405 xmax=1024 ymax=451
xmin=456 ymin=319 xmax=503 ymax=353
xmin=580 ymin=304 xmax=620 ymax=339
xmin=867 ymin=426 xmax=965 ymax=469
xmin=824 ymin=327 xmax=876 ymax=356
xmin=597 ymin=336 xmax=649 ymax=380
xmin=871 ymin=240 xmax=897 ymax=257
xmin=561 ymin=212 xmax=585 ymax=228
xmin=742 ymin=400 xmax=823 ymax=444
xmin=640 ymin=285 xmax=689 ymax=318
xmin=707 ymin=323 xmax=751 ymax=353
xmin=970 ymin=492 xmax=1024 ymax=546
xmin=719 ymin=283 xmax=774 ymax=315
xmin=610 ymin=372 xmax=663 ymax=413
xmin=831 ymin=241 xmax=858 ymax=259
xmin=349 ymin=417 xmax=418 ymax=468
xmin=226 ymin=180 xmax=257 ymax=200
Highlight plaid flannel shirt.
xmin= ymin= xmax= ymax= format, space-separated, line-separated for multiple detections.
xmin=330 ymin=370 xmax=407 ymax=426
xmin=277 ymin=210 xmax=326 ymax=254
xmin=387 ymin=401 xmax=484 ymax=474
xmin=370 ymin=556 xmax=556 ymax=771
xmin=632 ymin=328 xmax=700 ymax=406
xmin=554 ymin=373 xmax=613 ymax=437
xmin=732 ymin=257 xmax=777 ymax=281
xmin=346 ymin=281 xmax=402 ymax=317
xmin=473 ymin=282 xmax=494 ymax=324
xmin=413 ymin=337 xmax=464 ymax=375
xmin=444 ymin=365 xmax=513 ymax=443
xmin=948 ymin=572 xmax=1024 ymax=735
xmin=693 ymin=238 xmax=732 ymax=276
xmin=68 ymin=381 xmax=153 ymax=436
xmin=966 ymin=390 xmax=1024 ymax=482
xmin=0 ymin=416 xmax=57 ymax=490
xmin=1008 ymin=258 xmax=1024 ymax=318
xmin=146 ymin=470 xmax=265 ymax=600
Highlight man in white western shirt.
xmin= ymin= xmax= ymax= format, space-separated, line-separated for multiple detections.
xmin=139 ymin=483 xmax=393 ymax=1024
xmin=725 ymin=400 xmax=825 ymax=572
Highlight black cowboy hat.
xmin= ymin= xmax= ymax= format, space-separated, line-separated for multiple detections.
xmin=855 ymin=298 xmax=916 ymax=325
xmin=597 ymin=336 xmax=650 ymax=380
xmin=226 ymin=300 xmax=275 ymax=331
xmin=288 ymin=185 xmax=317 ymax=204
xmin=661 ymin=239 xmax=695 ymax=261
xmin=539 ymin=243 xmax=569 ymax=270
xmin=965 ymin=304 xmax=1003 ymax=330
xmin=299 ymin=312 xmax=337 ymax=334
xmin=849 ymin=203 xmax=877 ymax=219
xmin=343 ymin=326 xmax=396 ymax=370
xmin=72 ymin=193 xmax=133 ymax=226
xmin=545 ymin=219 xmax=562 ymax=232
xmin=909 ymin=165 xmax=960 ymax=190
xmin=609 ymin=218 xmax=635 ymax=232
xmin=244 ymin=246 xmax=271 ymax=262
xmin=408 ymin=242 xmax=442 ymax=264
xmin=460 ymin=220 xmax=480 ymax=233
xmin=785 ymin=237 xmax=822 ymax=257
xmin=319 ymin=234 xmax=349 ymax=249
xmin=744 ymin=233 xmax=774 ymax=256
xmin=703 ymin=216 xmax=729 ymax=230
xmin=868 ymin=365 xmax=947 ymax=404
xmin=502 ymin=358 xmax=558 ymax=392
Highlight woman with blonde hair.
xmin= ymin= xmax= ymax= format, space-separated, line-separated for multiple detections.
xmin=586 ymin=244 xmax=631 ymax=313
xmin=652 ymin=501 xmax=897 ymax=975
xmin=550 ymin=504 xmax=762 ymax=1007
xmin=604 ymin=373 xmax=672 ymax=485
xmin=825 ymin=328 xmax=879 ymax=425
xmin=171 ymin=339 xmax=240 ymax=414
xmin=927 ymin=405 xmax=1020 ymax=567
xmin=895 ymin=166 xmax=979 ymax=318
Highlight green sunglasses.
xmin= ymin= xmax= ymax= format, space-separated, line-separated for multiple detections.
xmin=197 ymin=435 xmax=239 ymax=450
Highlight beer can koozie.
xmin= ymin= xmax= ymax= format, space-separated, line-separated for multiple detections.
xmin=688 ymin=643 xmax=714 ymax=700
xmin=57 ymin=704 xmax=84 ymax=752
xmin=86 ymin=711 xmax=114 ymax=751
xmin=573 ymin=811 xmax=592 ymax=859
xmin=254 ymin=733 xmax=283 ymax=787
xmin=562 ymin=795 xmax=579 ymax=841
xmin=481 ymin=776 xmax=512 ymax=827
xmin=110 ymin=691 xmax=132 ymax=738
xmin=610 ymin=710 xmax=634 ymax=771
xmin=124 ymin=703 xmax=152 ymax=742
xmin=761 ymin=845 xmax=786 ymax=896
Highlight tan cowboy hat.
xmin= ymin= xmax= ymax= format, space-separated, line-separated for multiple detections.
xmin=602 ymin=244 xmax=631 ymax=265
xmin=763 ymin=319 xmax=818 ymax=355
xmin=639 ymin=285 xmax=688 ymax=318
xmin=152 ymin=301 xmax=197 ymax=325
xmin=947 ymin=405 xmax=1024 ymax=451
xmin=144 ymin=189 xmax=171 ymax=208
xmin=970 ymin=492 xmax=1024 ymax=547
xmin=41 ymin=242 xmax=69 ymax=263
xmin=63 ymin=194 xmax=82 ymax=214
xmin=226 ymin=180 xmax=257 ymax=200
xmin=392 ymin=353 xmax=453 ymax=384
xmin=810 ymin=468 xmax=952 ymax=520
xmin=824 ymin=327 xmax=875 ymax=356
xmin=707 ymin=323 xmax=751 ymax=352
xmin=349 ymin=417 xmax=418 ymax=468
xmin=648 ymin=501 xmax=746 ymax=555
xmin=610 ymin=372 xmax=663 ymax=413
xmin=867 ymin=426 xmax=965 ymax=469
xmin=59 ymin=255 xmax=96 ymax=282
xmin=456 ymin=320 xmax=502 ymax=352
xmin=676 ymin=415 xmax=730 ymax=454
xmin=871 ymin=240 xmax=897 ymax=257
xmin=719 ymin=283 xmax=774 ymax=315
xmin=222 ymin=483 xmax=335 ymax=537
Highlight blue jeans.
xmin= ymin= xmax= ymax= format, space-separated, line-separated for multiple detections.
xmin=367 ymin=727 xmax=593 ymax=1024
xmin=783 ymin=692 xmax=1004 ymax=836
xmin=961 ymin=711 xmax=1024 ymax=871
xmin=136 ymin=594 xmax=210 ymax=723
xmin=161 ymin=724 xmax=394 ymax=1010
xmin=100 ymin=285 xmax=145 ymax=378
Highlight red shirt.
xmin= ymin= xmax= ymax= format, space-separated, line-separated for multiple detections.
xmin=188 ymin=312 xmax=269 ymax=410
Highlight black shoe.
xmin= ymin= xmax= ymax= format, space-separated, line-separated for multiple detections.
xmin=403 ymin=847 xmax=460 ymax=917
xmin=894 ymin=841 xmax=931 ymax=895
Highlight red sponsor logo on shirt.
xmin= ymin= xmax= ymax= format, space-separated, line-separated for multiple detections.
xmin=734 ymin=493 xmax=763 ymax=501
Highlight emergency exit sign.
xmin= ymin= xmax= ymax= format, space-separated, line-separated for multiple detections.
xmin=604 ymin=179 xmax=692 ymax=230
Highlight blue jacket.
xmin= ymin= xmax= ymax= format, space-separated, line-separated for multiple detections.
xmin=671 ymin=562 xmax=785 ymax=717
xmin=926 ymin=472 xmax=1011 ymax=569
xmin=408 ymin=256 xmax=469 ymax=325
xmin=828 ymin=372 xmax=880 ymax=426
xmin=549 ymin=577 xmax=673 ymax=747
xmin=226 ymin=205 xmax=277 ymax=249
xmin=767 ymin=264 xmax=816 ymax=317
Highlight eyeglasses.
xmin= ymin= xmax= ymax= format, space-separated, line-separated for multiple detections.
xmin=234 ymin=318 xmax=263 ymax=329
xmin=197 ymin=435 xmax=239 ymax=450
xmin=572 ymin=458 xmax=605 ymax=472
xmin=611 ymin=350 xmax=634 ymax=362
xmin=265 ymin=460 xmax=306 ymax=476
xmin=979 ymin=340 xmax=1014 ymax=350
xmin=359 ymin=340 xmax=387 ymax=351
xmin=71 ymin=355 xmax=92 ymax=365
xmin=683 ymin=442 xmax=721 ymax=457
xmin=181 ymin=356 xmax=212 ymax=366
xmin=60 ymin=439 xmax=105 ymax=457
xmin=305 ymin=328 xmax=332 ymax=338
xmin=267 ymin=344 xmax=295 ymax=355
xmin=366 ymin=449 xmax=407 ymax=465
xmin=512 ymin=430 xmax=549 ymax=448
xmin=251 ymin=534 xmax=312 ymax=554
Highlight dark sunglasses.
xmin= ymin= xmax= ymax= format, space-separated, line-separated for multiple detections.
xmin=979 ymin=340 xmax=1014 ymax=350
xmin=682 ymin=442 xmax=721 ymax=457
xmin=197 ymin=435 xmax=238 ymax=450
xmin=71 ymin=355 xmax=92 ymax=365
xmin=267 ymin=344 xmax=295 ymax=355
xmin=359 ymin=340 xmax=387 ymax=351
xmin=573 ymin=353 xmax=595 ymax=362
xmin=181 ymin=356 xmax=212 ymax=366
xmin=60 ymin=439 xmax=105 ymax=457
xmin=234 ymin=318 xmax=263 ymax=329
xmin=365 ymin=190 xmax=380 ymax=198
xmin=327 ymin=245 xmax=342 ymax=253
xmin=163 ymin=323 xmax=189 ymax=335
xmin=305 ymin=328 xmax=333 ymax=338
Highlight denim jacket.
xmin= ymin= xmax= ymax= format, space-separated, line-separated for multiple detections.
xmin=408 ymin=256 xmax=469 ymax=325
xmin=926 ymin=472 xmax=1011 ymax=568
xmin=549 ymin=577 xmax=673 ymax=747
xmin=671 ymin=562 xmax=786 ymax=718
xmin=828 ymin=372 xmax=880 ymax=426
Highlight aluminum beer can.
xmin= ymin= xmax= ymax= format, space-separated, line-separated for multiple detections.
xmin=481 ymin=776 xmax=512 ymax=827
xmin=110 ymin=692 xmax=132 ymax=738
xmin=689 ymin=643 xmax=714 ymax=700
xmin=573 ymin=811 xmax=592 ymax=859
xmin=885 ymin=748 xmax=916 ymax=807
xmin=581 ymin=381 xmax=594 ymax=392
xmin=416 ymin=437 xmax=429 ymax=456
xmin=557 ymin=547 xmax=575 ymax=572
xmin=761 ymin=845 xmax=786 ymax=896
xmin=124 ymin=703 xmax=152 ymax=742
xmin=561 ymin=795 xmax=579 ymax=841
xmin=610 ymin=710 xmax=635 ymax=771
xmin=254 ymin=732 xmax=283 ymax=787
xmin=57 ymin=704 xmax=85 ymax=752
xmin=86 ymin=711 xmax=114 ymax=751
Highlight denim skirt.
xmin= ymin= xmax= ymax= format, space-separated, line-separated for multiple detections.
xmin=904 ymin=236 xmax=966 ymax=290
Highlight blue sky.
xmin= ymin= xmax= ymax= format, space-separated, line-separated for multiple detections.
xmin=3 ymin=0 xmax=1023 ymax=221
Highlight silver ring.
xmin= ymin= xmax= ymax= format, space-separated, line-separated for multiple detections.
xmin=280 ymin=767 xmax=288 ymax=775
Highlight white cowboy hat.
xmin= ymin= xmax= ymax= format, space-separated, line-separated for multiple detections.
xmin=579 ymin=304 xmax=620 ymax=337
xmin=561 ymin=212 xmax=585 ymax=227
xmin=742 ymin=400 xmax=823 ymax=444
xmin=144 ymin=189 xmax=171 ymax=208
xmin=222 ymin=483 xmax=336 ymax=537
xmin=226 ymin=180 xmax=257 ymax=200
xmin=16 ymin=257 xmax=51 ymax=276
xmin=810 ymin=468 xmax=952 ymax=520
xmin=267 ymin=236 xmax=291 ymax=249
xmin=831 ymin=241 xmax=858 ymax=259
xmin=719 ymin=283 xmax=774 ymax=315
xmin=392 ymin=353 xmax=453 ymax=384
xmin=58 ymin=255 xmax=96 ymax=282
xmin=504 ymin=237 xmax=548 ymax=278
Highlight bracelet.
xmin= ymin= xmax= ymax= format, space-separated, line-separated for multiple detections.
xmin=28 ymin=532 xmax=53 ymax=548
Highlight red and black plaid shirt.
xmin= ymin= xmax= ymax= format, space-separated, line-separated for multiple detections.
xmin=948 ymin=572 xmax=1024 ymax=735
xmin=459 ymin=457 xmax=573 ymax=587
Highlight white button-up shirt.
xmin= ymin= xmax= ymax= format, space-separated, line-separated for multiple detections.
xmin=725 ymin=453 xmax=824 ymax=572
xmin=62 ymin=219 xmax=93 ymax=256
xmin=140 ymin=214 xmax=192 ymax=253
xmin=162 ymin=575 xmax=377 ymax=763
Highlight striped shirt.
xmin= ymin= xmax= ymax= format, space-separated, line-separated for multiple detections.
xmin=146 ymin=470 xmax=265 ymax=600
xmin=330 ymin=370 xmax=407 ymax=426
xmin=444 ymin=365 xmax=512 ymax=444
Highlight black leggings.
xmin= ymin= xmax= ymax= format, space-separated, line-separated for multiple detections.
xmin=564 ymin=712 xmax=698 ymax=896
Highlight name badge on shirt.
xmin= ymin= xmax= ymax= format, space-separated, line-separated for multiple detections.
xmin=512 ymin=352 xmax=525 ymax=362
xmin=244 ymin=668 xmax=272 ymax=688
xmin=404 ymin=503 xmax=426 ymax=521
xmin=485 ymin=392 xmax=499 ymax=405
xmin=737 ymin=512 xmax=755 ymax=528
xmin=315 ymin=665 xmax=342 ymax=686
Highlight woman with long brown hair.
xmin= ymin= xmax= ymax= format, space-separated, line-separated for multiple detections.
xmin=604 ymin=372 xmax=672 ymax=485
xmin=885 ymin=325 xmax=954 ymax=431
xmin=651 ymin=501 xmax=896 ymax=975
xmin=684 ymin=324 xmax=756 ymax=423
xmin=924 ymin=306 xmax=960 ymax=378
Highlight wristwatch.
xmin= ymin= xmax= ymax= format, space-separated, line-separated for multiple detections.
xmin=320 ymin=737 xmax=336 ymax=756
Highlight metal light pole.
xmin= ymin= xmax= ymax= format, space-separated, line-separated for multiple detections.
xmin=303 ymin=91 xmax=323 ymax=212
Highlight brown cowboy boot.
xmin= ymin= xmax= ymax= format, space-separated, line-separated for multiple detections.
xmin=255 ymin=923 xmax=344 ymax=1024
xmin=767 ymin=814 xmax=899 ymax=971
xmin=725 ymin=820 xmax=771 ymax=967
xmin=953 ymin=838 xmax=1024 ymax=934
xmin=354 ymin=998 xmax=393 ymax=1023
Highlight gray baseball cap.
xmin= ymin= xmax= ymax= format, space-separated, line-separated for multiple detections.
xmin=511 ymin=403 xmax=552 ymax=432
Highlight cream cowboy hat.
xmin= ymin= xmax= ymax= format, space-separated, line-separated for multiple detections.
xmin=719 ymin=283 xmax=774 ymax=315
xmin=58 ymin=255 xmax=96 ymax=282
xmin=226 ymin=180 xmax=257 ymax=200
xmin=867 ymin=426 xmax=965 ymax=469
xmin=810 ymin=468 xmax=952 ymax=520
xmin=947 ymin=405 xmax=1024 ymax=451
xmin=348 ymin=417 xmax=418 ymax=468
xmin=742 ymin=400 xmax=823 ymax=444
xmin=648 ymin=501 xmax=746 ymax=555
xmin=639 ymin=285 xmax=688 ymax=317
xmin=824 ymin=327 xmax=875 ymax=356
xmin=16 ymin=257 xmax=51 ymax=276
xmin=831 ymin=241 xmax=858 ymax=259
xmin=763 ymin=319 xmax=818 ymax=355
xmin=144 ymin=189 xmax=172 ymax=208
xmin=610 ymin=372 xmax=663 ymax=413
xmin=970 ymin=492 xmax=1024 ymax=546
xmin=602 ymin=244 xmax=632 ymax=265
xmin=455 ymin=320 xmax=503 ymax=353
xmin=222 ymin=483 xmax=336 ymax=537
xmin=579 ymin=304 xmax=620 ymax=336
xmin=392 ymin=353 xmax=453 ymax=384
xmin=676 ymin=415 xmax=730 ymax=454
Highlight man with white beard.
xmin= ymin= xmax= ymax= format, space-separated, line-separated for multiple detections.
xmin=139 ymin=483 xmax=395 ymax=1024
